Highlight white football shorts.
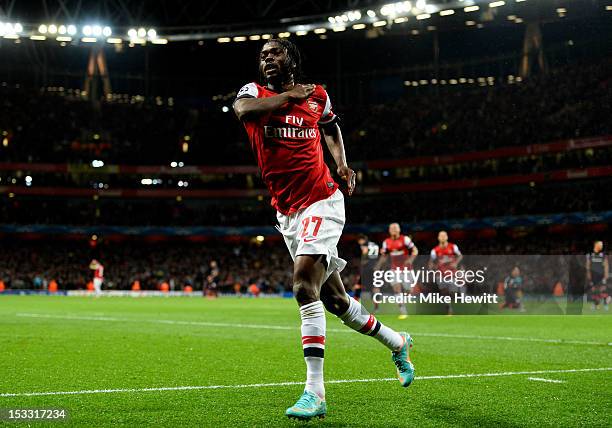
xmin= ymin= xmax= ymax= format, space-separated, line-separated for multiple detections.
xmin=276 ymin=189 xmax=347 ymax=282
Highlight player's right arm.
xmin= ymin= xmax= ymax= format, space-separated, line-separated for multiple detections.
xmin=405 ymin=238 xmax=418 ymax=265
xmin=452 ymin=244 xmax=463 ymax=268
xmin=233 ymin=83 xmax=315 ymax=120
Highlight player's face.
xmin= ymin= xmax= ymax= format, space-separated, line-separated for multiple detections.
xmin=512 ymin=267 xmax=520 ymax=277
xmin=594 ymin=241 xmax=603 ymax=252
xmin=389 ymin=223 xmax=400 ymax=237
xmin=259 ymin=42 xmax=288 ymax=82
xmin=438 ymin=231 xmax=448 ymax=245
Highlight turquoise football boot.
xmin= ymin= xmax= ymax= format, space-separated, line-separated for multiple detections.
xmin=392 ymin=332 xmax=415 ymax=387
xmin=285 ymin=390 xmax=327 ymax=420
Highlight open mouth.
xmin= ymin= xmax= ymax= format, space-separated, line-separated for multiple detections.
xmin=264 ymin=63 xmax=278 ymax=72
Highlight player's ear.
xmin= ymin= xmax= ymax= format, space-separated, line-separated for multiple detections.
xmin=286 ymin=57 xmax=297 ymax=76
xmin=286 ymin=54 xmax=295 ymax=69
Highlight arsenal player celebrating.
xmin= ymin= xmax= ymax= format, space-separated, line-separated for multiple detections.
xmin=233 ymin=39 xmax=414 ymax=421
xmin=379 ymin=223 xmax=419 ymax=319
xmin=429 ymin=230 xmax=463 ymax=314
xmin=89 ymin=259 xmax=104 ymax=296
xmin=430 ymin=230 xmax=462 ymax=273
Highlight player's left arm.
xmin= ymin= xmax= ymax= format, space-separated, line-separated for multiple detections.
xmin=322 ymin=123 xmax=356 ymax=195
xmin=604 ymin=256 xmax=609 ymax=283
xmin=452 ymin=244 xmax=463 ymax=268
xmin=406 ymin=237 xmax=418 ymax=265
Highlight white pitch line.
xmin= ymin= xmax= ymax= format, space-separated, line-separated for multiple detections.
xmin=16 ymin=313 xmax=298 ymax=331
xmin=14 ymin=313 xmax=612 ymax=347
xmin=527 ymin=377 xmax=566 ymax=383
xmin=0 ymin=368 xmax=609 ymax=398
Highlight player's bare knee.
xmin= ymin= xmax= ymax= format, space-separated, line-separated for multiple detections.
xmin=293 ymin=280 xmax=319 ymax=305
xmin=293 ymin=265 xmax=318 ymax=302
xmin=292 ymin=255 xmax=326 ymax=304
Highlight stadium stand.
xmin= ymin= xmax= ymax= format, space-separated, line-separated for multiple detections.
xmin=1 ymin=4 xmax=610 ymax=294
xmin=1 ymin=58 xmax=610 ymax=164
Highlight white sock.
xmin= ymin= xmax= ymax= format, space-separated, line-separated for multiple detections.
xmin=300 ymin=300 xmax=326 ymax=399
xmin=398 ymin=302 xmax=408 ymax=315
xmin=340 ymin=295 xmax=404 ymax=351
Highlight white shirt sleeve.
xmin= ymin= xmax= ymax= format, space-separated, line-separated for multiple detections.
xmin=430 ymin=249 xmax=437 ymax=260
xmin=235 ymin=82 xmax=259 ymax=101
xmin=318 ymin=89 xmax=337 ymax=125
xmin=404 ymin=236 xmax=415 ymax=249
xmin=453 ymin=244 xmax=462 ymax=256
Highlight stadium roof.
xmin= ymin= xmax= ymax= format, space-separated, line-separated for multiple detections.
xmin=0 ymin=0 xmax=608 ymax=44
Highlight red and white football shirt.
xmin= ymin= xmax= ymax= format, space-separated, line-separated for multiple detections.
xmin=430 ymin=243 xmax=461 ymax=273
xmin=94 ymin=263 xmax=104 ymax=279
xmin=235 ymin=82 xmax=338 ymax=215
xmin=382 ymin=235 xmax=415 ymax=268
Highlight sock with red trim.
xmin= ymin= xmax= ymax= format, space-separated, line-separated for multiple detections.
xmin=300 ymin=300 xmax=326 ymax=399
xmin=340 ymin=295 xmax=404 ymax=351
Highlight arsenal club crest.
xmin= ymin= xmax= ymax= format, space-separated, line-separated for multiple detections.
xmin=307 ymin=100 xmax=319 ymax=113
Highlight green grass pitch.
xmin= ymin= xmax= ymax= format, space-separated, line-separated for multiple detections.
xmin=1 ymin=295 xmax=610 ymax=427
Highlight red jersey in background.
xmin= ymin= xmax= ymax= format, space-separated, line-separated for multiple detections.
xmin=430 ymin=243 xmax=462 ymax=273
xmin=382 ymin=235 xmax=415 ymax=268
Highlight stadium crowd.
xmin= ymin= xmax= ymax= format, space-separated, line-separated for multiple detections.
xmin=0 ymin=240 xmax=292 ymax=294
xmin=1 ymin=58 xmax=610 ymax=165
xmin=0 ymin=231 xmax=607 ymax=294
xmin=1 ymin=178 xmax=609 ymax=226
xmin=344 ymin=59 xmax=612 ymax=160
xmin=1 ymin=56 xmax=610 ymax=296
xmin=1 ymin=144 xmax=611 ymax=190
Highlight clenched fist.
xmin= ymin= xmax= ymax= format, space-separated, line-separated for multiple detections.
xmin=337 ymin=165 xmax=356 ymax=196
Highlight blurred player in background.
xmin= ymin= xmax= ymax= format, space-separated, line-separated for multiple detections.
xmin=378 ymin=223 xmax=418 ymax=319
xmin=429 ymin=231 xmax=463 ymax=315
xmin=233 ymin=39 xmax=414 ymax=420
xmin=586 ymin=241 xmax=609 ymax=310
xmin=501 ymin=266 xmax=525 ymax=311
xmin=357 ymin=234 xmax=379 ymax=308
xmin=89 ymin=259 xmax=104 ymax=296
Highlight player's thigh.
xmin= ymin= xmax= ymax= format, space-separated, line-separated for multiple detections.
xmin=293 ymin=254 xmax=327 ymax=289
